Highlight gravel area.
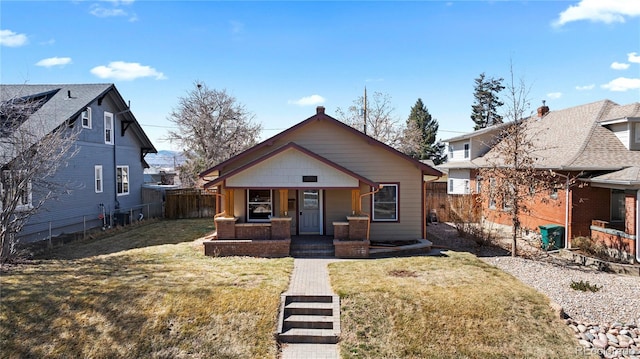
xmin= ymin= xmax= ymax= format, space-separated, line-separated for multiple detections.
xmin=428 ymin=222 xmax=640 ymax=325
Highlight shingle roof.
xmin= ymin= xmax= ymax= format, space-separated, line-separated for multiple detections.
xmin=471 ymin=99 xmax=640 ymax=172
xmin=1 ymin=84 xmax=156 ymax=163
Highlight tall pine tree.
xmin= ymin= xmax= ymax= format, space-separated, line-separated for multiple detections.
xmin=471 ymin=73 xmax=505 ymax=130
xmin=402 ymin=98 xmax=446 ymax=164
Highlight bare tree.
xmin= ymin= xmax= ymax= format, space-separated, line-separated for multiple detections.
xmin=0 ymin=94 xmax=79 ymax=262
xmin=166 ymin=82 xmax=262 ymax=187
xmin=478 ymin=63 xmax=549 ymax=257
xmin=335 ymin=90 xmax=401 ymax=147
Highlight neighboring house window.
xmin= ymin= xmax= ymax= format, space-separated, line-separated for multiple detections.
xmin=1 ymin=170 xmax=32 ymax=211
xmin=448 ymin=179 xmax=454 ymax=193
xmin=373 ymin=184 xmax=398 ymax=221
xmin=448 ymin=145 xmax=454 ymax=159
xmin=82 ymin=107 xmax=92 ymax=129
xmin=464 ymin=143 xmax=470 ymax=159
xmin=488 ymin=178 xmax=496 ymax=210
xmin=503 ymin=182 xmax=515 ymax=211
xmin=635 ymin=123 xmax=640 ymax=143
xmin=464 ymin=179 xmax=470 ymax=194
xmin=95 ymin=165 xmax=103 ymax=193
xmin=611 ymin=189 xmax=626 ymax=222
xmin=116 ymin=166 xmax=129 ymax=195
xmin=104 ymin=112 xmax=114 ymax=144
xmin=247 ymin=189 xmax=272 ymax=221
xmin=476 ymin=179 xmax=482 ymax=194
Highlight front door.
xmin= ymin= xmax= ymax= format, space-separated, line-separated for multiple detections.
xmin=299 ymin=189 xmax=321 ymax=234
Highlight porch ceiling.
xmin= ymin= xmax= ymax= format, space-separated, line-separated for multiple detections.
xmin=203 ymin=142 xmax=377 ymax=189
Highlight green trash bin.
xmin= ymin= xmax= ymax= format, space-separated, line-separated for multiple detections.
xmin=538 ymin=224 xmax=565 ymax=250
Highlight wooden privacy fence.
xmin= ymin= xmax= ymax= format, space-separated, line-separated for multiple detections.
xmin=164 ymin=188 xmax=217 ymax=219
xmin=425 ymin=182 xmax=481 ymax=223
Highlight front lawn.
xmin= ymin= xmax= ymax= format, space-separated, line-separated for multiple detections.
xmin=330 ymin=252 xmax=581 ymax=359
xmin=1 ymin=219 xmax=293 ymax=359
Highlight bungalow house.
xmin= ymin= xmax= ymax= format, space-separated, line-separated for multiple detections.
xmin=199 ymin=106 xmax=442 ymax=257
xmin=440 ymin=100 xmax=640 ymax=262
xmin=0 ymin=84 xmax=157 ymax=245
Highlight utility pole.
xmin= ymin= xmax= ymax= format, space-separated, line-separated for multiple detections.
xmin=363 ymin=87 xmax=367 ymax=135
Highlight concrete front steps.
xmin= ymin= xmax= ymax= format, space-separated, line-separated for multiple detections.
xmin=277 ymin=295 xmax=340 ymax=344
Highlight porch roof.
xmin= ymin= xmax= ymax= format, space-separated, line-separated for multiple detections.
xmin=203 ymin=142 xmax=378 ymax=189
xmin=587 ymin=166 xmax=640 ymax=188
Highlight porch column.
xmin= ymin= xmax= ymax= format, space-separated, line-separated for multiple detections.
xmin=279 ymin=189 xmax=288 ymax=217
xmin=351 ymin=189 xmax=360 ymax=215
xmin=226 ymin=189 xmax=234 ymax=218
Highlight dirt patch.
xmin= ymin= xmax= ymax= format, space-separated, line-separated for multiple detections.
xmin=387 ymin=269 xmax=418 ymax=277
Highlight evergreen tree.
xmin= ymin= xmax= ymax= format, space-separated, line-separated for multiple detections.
xmin=402 ymin=98 xmax=446 ymax=164
xmin=471 ymin=73 xmax=505 ymax=130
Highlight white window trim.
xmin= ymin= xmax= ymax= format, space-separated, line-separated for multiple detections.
xmin=95 ymin=165 xmax=103 ymax=193
xmin=372 ymin=183 xmax=398 ymax=222
xmin=82 ymin=107 xmax=92 ymax=129
xmin=247 ymin=189 xmax=272 ymax=222
xmin=116 ymin=165 xmax=129 ymax=196
xmin=104 ymin=112 xmax=114 ymax=145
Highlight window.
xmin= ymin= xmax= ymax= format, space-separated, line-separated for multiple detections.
xmin=448 ymin=145 xmax=454 ymax=159
xmin=247 ymin=189 xmax=272 ymax=221
xmin=1 ymin=170 xmax=32 ymax=211
xmin=502 ymin=182 xmax=515 ymax=211
xmin=448 ymin=179 xmax=454 ymax=193
xmin=611 ymin=189 xmax=626 ymax=222
xmin=464 ymin=179 xmax=470 ymax=194
xmin=635 ymin=123 xmax=640 ymax=143
xmin=104 ymin=112 xmax=114 ymax=144
xmin=488 ymin=178 xmax=496 ymax=210
xmin=116 ymin=166 xmax=129 ymax=195
xmin=464 ymin=143 xmax=470 ymax=159
xmin=81 ymin=107 xmax=92 ymax=128
xmin=373 ymin=184 xmax=398 ymax=221
xmin=549 ymin=187 xmax=558 ymax=200
xmin=95 ymin=165 xmax=103 ymax=193
xmin=476 ymin=179 xmax=482 ymax=194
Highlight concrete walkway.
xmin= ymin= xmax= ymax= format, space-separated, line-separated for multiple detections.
xmin=280 ymin=258 xmax=341 ymax=359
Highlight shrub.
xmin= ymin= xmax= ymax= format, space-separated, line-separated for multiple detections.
xmin=570 ymin=280 xmax=601 ymax=292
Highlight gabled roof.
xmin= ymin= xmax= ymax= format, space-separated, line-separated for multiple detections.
xmin=588 ymin=166 xmax=640 ymax=186
xmin=200 ymin=107 xmax=442 ymax=178
xmin=1 ymin=84 xmax=156 ymax=163
xmin=203 ymin=142 xmax=378 ymax=189
xmin=442 ymin=121 xmax=512 ymax=143
xmin=468 ymin=99 xmax=640 ymax=171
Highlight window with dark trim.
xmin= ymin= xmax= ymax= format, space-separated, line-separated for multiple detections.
xmin=611 ymin=189 xmax=626 ymax=222
xmin=373 ymin=184 xmax=398 ymax=221
xmin=247 ymin=189 xmax=272 ymax=221
xmin=464 ymin=143 xmax=470 ymax=158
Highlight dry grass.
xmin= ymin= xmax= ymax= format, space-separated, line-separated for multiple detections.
xmin=329 ymin=252 xmax=583 ymax=359
xmin=1 ymin=219 xmax=293 ymax=359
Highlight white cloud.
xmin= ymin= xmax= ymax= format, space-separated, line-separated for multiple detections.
xmin=601 ymin=77 xmax=640 ymax=92
xmin=89 ymin=2 xmax=137 ymax=21
xmin=611 ymin=61 xmax=630 ymax=70
xmin=547 ymin=92 xmax=562 ymax=99
xmin=35 ymin=57 xmax=72 ymax=68
xmin=628 ymin=52 xmax=640 ymax=63
xmin=288 ymin=95 xmax=326 ymax=106
xmin=575 ymin=84 xmax=595 ymax=91
xmin=553 ymin=0 xmax=640 ymax=26
xmin=90 ymin=61 xmax=166 ymax=81
xmin=0 ymin=29 xmax=28 ymax=47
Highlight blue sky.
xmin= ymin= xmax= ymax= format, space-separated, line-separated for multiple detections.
xmin=2 ymin=0 xmax=639 ymax=151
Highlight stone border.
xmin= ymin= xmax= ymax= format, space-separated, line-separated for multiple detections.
xmin=556 ymin=249 xmax=640 ymax=277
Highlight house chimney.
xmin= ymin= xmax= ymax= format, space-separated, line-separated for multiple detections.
xmin=67 ymin=90 xmax=71 ymax=98
xmin=316 ymin=106 xmax=325 ymax=115
xmin=537 ymin=100 xmax=549 ymax=117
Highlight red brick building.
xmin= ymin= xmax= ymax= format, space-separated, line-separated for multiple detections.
xmin=440 ymin=100 xmax=640 ymax=262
